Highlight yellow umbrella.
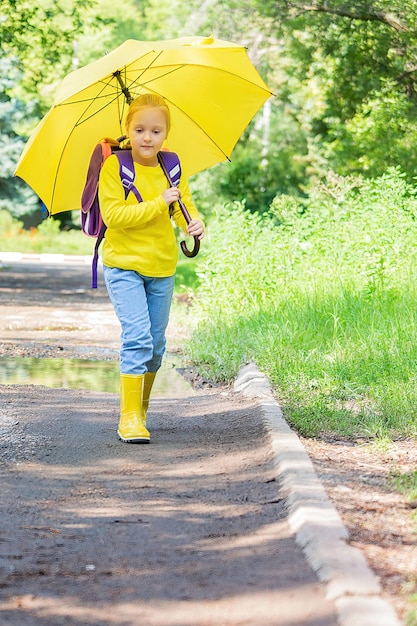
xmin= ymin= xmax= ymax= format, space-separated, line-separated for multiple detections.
xmin=15 ymin=35 xmax=273 ymax=215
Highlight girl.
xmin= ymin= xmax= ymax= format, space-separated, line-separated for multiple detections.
xmin=98 ymin=94 xmax=204 ymax=443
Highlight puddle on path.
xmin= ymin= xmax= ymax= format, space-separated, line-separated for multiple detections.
xmin=0 ymin=356 xmax=195 ymax=397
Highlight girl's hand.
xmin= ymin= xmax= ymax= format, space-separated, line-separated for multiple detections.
xmin=187 ymin=219 xmax=205 ymax=240
xmin=162 ymin=186 xmax=181 ymax=206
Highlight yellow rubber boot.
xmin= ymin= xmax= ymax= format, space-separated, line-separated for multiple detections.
xmin=143 ymin=372 xmax=157 ymax=426
xmin=118 ymin=374 xmax=150 ymax=443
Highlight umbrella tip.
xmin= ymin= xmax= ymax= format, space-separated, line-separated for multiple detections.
xmin=201 ymin=35 xmax=215 ymax=45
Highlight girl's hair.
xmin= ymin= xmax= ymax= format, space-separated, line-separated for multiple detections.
xmin=125 ymin=94 xmax=171 ymax=133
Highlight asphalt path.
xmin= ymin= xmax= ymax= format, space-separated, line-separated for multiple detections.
xmin=0 ymin=257 xmax=400 ymax=626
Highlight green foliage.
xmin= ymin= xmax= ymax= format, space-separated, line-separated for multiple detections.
xmin=1 ymin=0 xmax=96 ymax=107
xmin=323 ymin=86 xmax=417 ymax=177
xmin=0 ymin=59 xmax=39 ymax=218
xmin=190 ymin=96 xmax=310 ymax=216
xmin=251 ymin=0 xmax=417 ymax=183
xmin=188 ymin=169 xmax=417 ymax=439
xmin=0 ymin=209 xmax=23 ymax=235
xmin=142 ymin=0 xmax=200 ymax=39
xmin=0 ymin=0 xmax=99 ymax=219
xmin=0 ymin=210 xmax=93 ymax=254
xmin=74 ymin=0 xmax=148 ymax=66
xmin=6 ymin=0 xmax=417 ymax=227
xmin=199 ymin=113 xmax=307 ymax=214
xmin=174 ymin=255 xmax=201 ymax=293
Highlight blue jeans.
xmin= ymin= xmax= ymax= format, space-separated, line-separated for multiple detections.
xmin=103 ymin=266 xmax=175 ymax=375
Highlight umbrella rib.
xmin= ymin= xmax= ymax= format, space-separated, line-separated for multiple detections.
xmin=56 ymin=60 xmax=272 ymax=117
xmin=135 ymin=48 xmax=273 ymax=94
xmin=53 ymin=51 xmax=273 ymax=208
xmin=120 ymin=50 xmax=231 ymax=157
xmin=121 ymin=55 xmax=272 ymax=161
xmin=114 ymin=65 xmax=131 ymax=122
xmin=126 ymin=62 xmax=273 ymax=94
xmin=50 ymin=79 xmax=129 ymax=208
xmin=120 ymin=68 xmax=234 ymax=160
xmin=57 ymin=84 xmax=128 ymax=128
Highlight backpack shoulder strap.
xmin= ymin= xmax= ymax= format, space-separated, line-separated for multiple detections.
xmin=114 ymin=150 xmax=143 ymax=202
xmin=157 ymin=151 xmax=199 ymax=258
xmin=158 ymin=151 xmax=181 ymax=187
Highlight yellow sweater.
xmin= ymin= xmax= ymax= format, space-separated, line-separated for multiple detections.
xmin=98 ymin=154 xmax=201 ymax=277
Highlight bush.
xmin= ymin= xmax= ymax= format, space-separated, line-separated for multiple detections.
xmin=188 ymin=168 xmax=417 ymax=438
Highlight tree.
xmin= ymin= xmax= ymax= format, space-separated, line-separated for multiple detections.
xmin=0 ymin=0 xmax=100 ymax=218
xmin=0 ymin=57 xmax=39 ymax=218
xmin=252 ymin=1 xmax=417 ymax=179
xmin=257 ymin=1 xmax=417 ymax=102
xmin=1 ymin=0 xmax=101 ymax=109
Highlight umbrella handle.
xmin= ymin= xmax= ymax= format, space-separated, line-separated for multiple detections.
xmin=157 ymin=152 xmax=200 ymax=258
xmin=177 ymin=198 xmax=200 ymax=257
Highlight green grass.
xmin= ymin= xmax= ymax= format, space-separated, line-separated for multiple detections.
xmin=174 ymin=255 xmax=200 ymax=293
xmin=186 ymin=286 xmax=417 ymax=438
xmin=391 ymin=471 xmax=417 ymax=506
xmin=406 ymin=595 xmax=417 ymax=626
xmin=185 ymin=169 xmax=417 ymax=440
xmin=0 ymin=211 xmax=93 ymax=255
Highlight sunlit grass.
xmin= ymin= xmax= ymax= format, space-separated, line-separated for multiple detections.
xmin=0 ymin=210 xmax=93 ymax=255
xmin=186 ymin=170 xmax=417 ymax=439
xmin=187 ymin=288 xmax=417 ymax=437
xmin=406 ymin=593 xmax=417 ymax=626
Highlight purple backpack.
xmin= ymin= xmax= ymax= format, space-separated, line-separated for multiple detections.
xmin=81 ymin=139 xmax=181 ymax=288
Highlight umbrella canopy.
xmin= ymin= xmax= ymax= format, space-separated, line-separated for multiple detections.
xmin=15 ymin=35 xmax=273 ymax=216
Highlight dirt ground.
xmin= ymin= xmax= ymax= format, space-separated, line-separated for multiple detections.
xmin=1 ymin=258 xmax=416 ymax=624
xmin=302 ymin=437 xmax=417 ymax=622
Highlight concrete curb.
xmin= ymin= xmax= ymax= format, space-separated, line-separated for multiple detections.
xmin=234 ymin=362 xmax=402 ymax=626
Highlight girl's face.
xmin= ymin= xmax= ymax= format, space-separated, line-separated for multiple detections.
xmin=127 ymin=106 xmax=168 ymax=166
